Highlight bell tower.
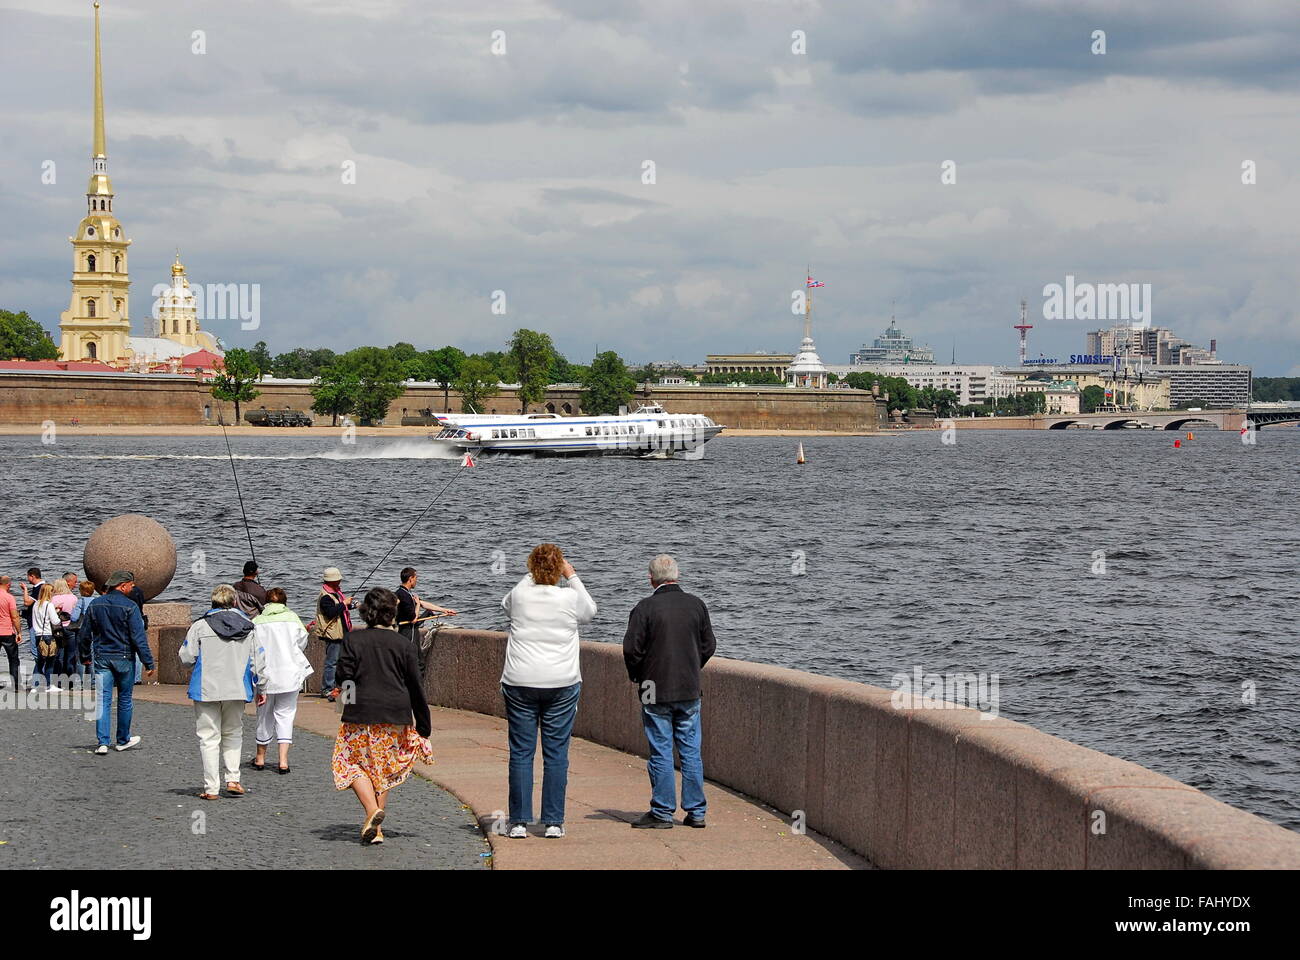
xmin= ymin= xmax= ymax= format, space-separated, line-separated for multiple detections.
xmin=59 ymin=2 xmax=132 ymax=363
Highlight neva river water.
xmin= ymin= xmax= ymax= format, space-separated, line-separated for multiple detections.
xmin=7 ymin=428 xmax=1298 ymax=830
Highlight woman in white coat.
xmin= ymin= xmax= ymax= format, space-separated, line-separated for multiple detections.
xmin=250 ymin=587 xmax=312 ymax=774
xmin=499 ymin=543 xmax=597 ymax=839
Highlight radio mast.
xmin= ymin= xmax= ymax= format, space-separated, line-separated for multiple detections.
xmin=1013 ymin=299 xmax=1033 ymax=365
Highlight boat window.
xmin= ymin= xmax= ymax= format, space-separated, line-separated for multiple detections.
xmin=510 ymin=429 xmax=518 ymax=438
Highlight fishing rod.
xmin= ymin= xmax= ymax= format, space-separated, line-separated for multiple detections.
xmin=354 ymin=449 xmax=480 ymax=592
xmin=219 ymin=418 xmax=259 ymax=574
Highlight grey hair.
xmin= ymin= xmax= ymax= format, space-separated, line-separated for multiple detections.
xmin=211 ymin=584 xmax=237 ymax=608
xmin=649 ymin=554 xmax=679 ymax=586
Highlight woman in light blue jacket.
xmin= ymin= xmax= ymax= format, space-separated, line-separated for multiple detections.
xmin=179 ymin=584 xmax=258 ymax=800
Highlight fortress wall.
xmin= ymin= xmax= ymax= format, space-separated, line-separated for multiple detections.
xmin=0 ymin=374 xmax=884 ymax=431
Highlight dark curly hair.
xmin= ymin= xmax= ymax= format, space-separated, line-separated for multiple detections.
xmin=360 ymin=587 xmax=398 ymax=628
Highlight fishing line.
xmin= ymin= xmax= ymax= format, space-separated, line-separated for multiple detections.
xmin=354 ymin=452 xmax=478 ymax=592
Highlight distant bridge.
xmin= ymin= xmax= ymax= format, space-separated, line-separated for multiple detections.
xmin=1042 ymin=410 xmax=1247 ymax=431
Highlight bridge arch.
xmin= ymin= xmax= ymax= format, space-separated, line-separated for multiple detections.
xmin=1048 ymin=419 xmax=1080 ymax=430
xmin=1162 ymin=417 xmax=1216 ymax=431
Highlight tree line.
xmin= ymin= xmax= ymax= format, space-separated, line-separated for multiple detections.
xmin=210 ymin=330 xmax=640 ymax=424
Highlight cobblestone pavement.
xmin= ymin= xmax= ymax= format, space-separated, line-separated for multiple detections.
xmin=0 ymin=691 xmax=490 ymax=869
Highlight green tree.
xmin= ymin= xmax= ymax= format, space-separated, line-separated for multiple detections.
xmin=700 ymin=370 xmax=782 ymax=385
xmin=550 ymin=352 xmax=577 ymax=384
xmin=509 ymin=328 xmax=556 ymax=412
xmin=1080 ymin=384 xmax=1106 ymax=413
xmin=479 ymin=350 xmax=517 ymax=385
xmin=453 ymin=354 xmax=500 ymax=414
xmin=340 ymin=346 xmax=406 ymax=425
xmin=0 ymin=309 xmax=59 ymax=360
xmin=310 ymin=365 xmax=362 ymax=427
xmin=388 ymin=341 xmax=422 ymax=380
xmin=210 ymin=348 xmax=262 ymax=423
xmin=271 ymin=347 xmax=337 ymax=378
xmin=248 ymin=340 xmax=273 ymax=379
xmin=421 ymin=345 xmax=467 ymax=412
xmin=582 ymin=350 xmax=636 ymax=415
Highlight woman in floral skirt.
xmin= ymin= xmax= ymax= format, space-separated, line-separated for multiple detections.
xmin=331 ymin=587 xmax=433 ymax=844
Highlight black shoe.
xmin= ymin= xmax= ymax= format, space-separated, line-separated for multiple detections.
xmin=631 ymin=812 xmax=673 ymax=829
xmin=682 ymin=814 xmax=707 ymax=828
xmin=277 ymin=766 xmax=290 ymax=775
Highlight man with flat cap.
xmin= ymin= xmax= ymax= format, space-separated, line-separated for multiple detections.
xmin=81 ymin=570 xmax=157 ymax=755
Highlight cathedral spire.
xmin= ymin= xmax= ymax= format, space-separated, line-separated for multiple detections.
xmin=93 ymin=2 xmax=105 ymax=158
xmin=87 ymin=2 xmax=112 ymax=200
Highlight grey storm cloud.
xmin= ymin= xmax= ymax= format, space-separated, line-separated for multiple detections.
xmin=0 ymin=0 xmax=1298 ymax=373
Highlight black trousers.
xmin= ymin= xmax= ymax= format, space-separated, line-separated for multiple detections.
xmin=0 ymin=634 xmax=19 ymax=690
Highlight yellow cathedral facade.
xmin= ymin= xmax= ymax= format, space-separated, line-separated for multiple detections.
xmin=58 ymin=3 xmax=218 ymax=367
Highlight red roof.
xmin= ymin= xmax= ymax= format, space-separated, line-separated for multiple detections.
xmin=179 ymin=350 xmax=224 ymax=369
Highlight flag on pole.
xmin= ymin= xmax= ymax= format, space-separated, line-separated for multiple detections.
xmin=806 ymin=276 xmax=825 ymax=288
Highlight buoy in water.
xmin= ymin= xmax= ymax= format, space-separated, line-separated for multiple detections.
xmin=1173 ymin=439 xmax=1182 ymax=449
xmin=462 ymin=452 xmax=476 ymax=468
xmin=1186 ymin=431 xmax=1194 ymax=440
xmin=796 ymin=441 xmax=806 ymax=465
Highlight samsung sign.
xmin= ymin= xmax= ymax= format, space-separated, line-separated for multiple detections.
xmin=1069 ymin=355 xmax=1116 ymax=365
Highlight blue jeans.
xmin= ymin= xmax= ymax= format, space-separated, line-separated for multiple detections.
xmin=60 ymin=629 xmax=81 ymax=682
xmin=642 ymin=699 xmax=706 ymax=821
xmin=33 ymin=637 xmax=56 ymax=689
xmin=501 ymin=682 xmax=581 ymax=826
xmin=95 ymin=657 xmax=136 ymax=747
xmin=321 ymin=640 xmax=342 ymax=693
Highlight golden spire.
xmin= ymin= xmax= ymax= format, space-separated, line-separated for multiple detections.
xmin=172 ymin=249 xmax=185 ymax=276
xmin=93 ymin=2 xmax=105 ymax=158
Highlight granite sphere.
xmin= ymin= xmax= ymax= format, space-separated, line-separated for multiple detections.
xmin=83 ymin=514 xmax=177 ymax=601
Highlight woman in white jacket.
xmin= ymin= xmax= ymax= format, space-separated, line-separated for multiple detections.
xmin=250 ymin=587 xmax=312 ymax=774
xmin=499 ymin=543 xmax=596 ymax=839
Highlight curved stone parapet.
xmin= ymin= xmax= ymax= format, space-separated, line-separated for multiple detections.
xmin=416 ymin=628 xmax=1300 ymax=869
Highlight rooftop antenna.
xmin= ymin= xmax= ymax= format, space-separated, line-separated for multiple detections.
xmin=1014 ymin=298 xmax=1033 ymax=366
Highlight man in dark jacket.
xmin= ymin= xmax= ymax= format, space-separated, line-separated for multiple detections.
xmin=232 ymin=560 xmax=267 ymax=618
xmin=623 ymin=554 xmax=717 ymax=829
xmin=81 ymin=570 xmax=156 ymax=754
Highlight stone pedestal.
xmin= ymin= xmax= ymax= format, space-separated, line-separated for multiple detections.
xmin=143 ymin=601 xmax=192 ymax=685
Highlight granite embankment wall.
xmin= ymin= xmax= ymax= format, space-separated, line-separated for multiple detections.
xmin=144 ymin=617 xmax=1300 ymax=869
xmin=0 ymin=374 xmax=884 ymax=431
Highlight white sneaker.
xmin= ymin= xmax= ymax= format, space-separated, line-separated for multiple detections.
xmin=94 ymin=745 xmax=108 ymax=755
xmin=508 ymin=824 xmax=527 ymax=839
xmin=115 ymin=735 xmax=141 ymax=752
xmin=544 ymin=825 xmax=565 ymax=839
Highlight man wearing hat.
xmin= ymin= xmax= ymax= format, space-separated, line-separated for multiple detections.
xmin=81 ymin=570 xmax=157 ymax=754
xmin=312 ymin=567 xmax=354 ymax=701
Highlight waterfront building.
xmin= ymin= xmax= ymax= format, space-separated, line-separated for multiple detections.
xmin=704 ymin=353 xmax=793 ymax=378
xmin=1084 ymin=326 xmax=1221 ymax=367
xmin=827 ymin=363 xmax=1015 ymax=406
xmin=1018 ymin=379 xmax=1080 ymax=414
xmin=849 ymin=318 xmax=935 ymax=365
xmin=1150 ymin=363 xmax=1251 ymax=407
xmin=1002 ymin=364 xmax=1173 ymax=410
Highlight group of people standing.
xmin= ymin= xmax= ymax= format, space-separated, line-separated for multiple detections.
xmin=0 ymin=568 xmax=113 ymax=694
xmin=7 ymin=548 xmax=718 ymax=847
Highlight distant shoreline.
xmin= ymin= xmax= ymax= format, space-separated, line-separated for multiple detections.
xmin=0 ymin=424 xmax=893 ymax=438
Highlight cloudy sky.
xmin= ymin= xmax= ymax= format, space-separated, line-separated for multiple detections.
xmin=2 ymin=0 xmax=1298 ymax=372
